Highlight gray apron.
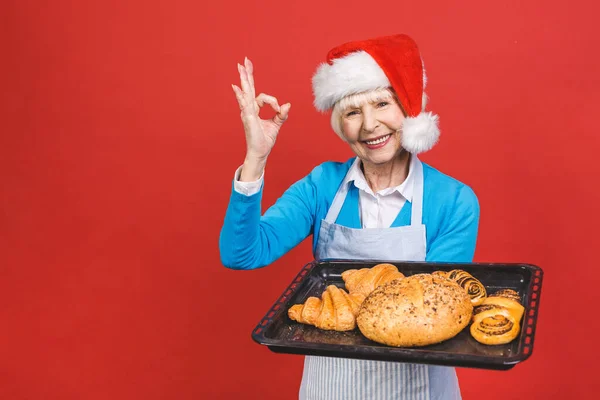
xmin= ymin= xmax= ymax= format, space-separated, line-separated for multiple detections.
xmin=299 ymin=157 xmax=461 ymax=400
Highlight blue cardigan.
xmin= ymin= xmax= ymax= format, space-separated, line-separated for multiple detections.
xmin=219 ymin=158 xmax=480 ymax=269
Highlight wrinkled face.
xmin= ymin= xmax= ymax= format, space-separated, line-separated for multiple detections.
xmin=338 ymin=90 xmax=406 ymax=165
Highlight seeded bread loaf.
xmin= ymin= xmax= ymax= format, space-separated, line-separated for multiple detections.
xmin=356 ymin=274 xmax=473 ymax=347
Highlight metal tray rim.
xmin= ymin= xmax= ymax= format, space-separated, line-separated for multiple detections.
xmin=251 ymin=259 xmax=543 ymax=370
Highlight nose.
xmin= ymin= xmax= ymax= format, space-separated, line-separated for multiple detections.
xmin=362 ymin=108 xmax=380 ymax=133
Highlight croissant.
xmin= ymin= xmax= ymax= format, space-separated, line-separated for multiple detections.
xmin=435 ymin=269 xmax=487 ymax=306
xmin=288 ymin=285 xmax=366 ymax=331
xmin=341 ymin=263 xmax=405 ymax=298
xmin=470 ymin=289 xmax=524 ymax=345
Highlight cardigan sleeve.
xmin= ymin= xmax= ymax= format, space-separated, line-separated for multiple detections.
xmin=218 ymin=171 xmax=318 ymax=270
xmin=425 ymin=185 xmax=480 ymax=263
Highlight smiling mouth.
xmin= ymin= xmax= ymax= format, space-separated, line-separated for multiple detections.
xmin=363 ymin=134 xmax=392 ymax=146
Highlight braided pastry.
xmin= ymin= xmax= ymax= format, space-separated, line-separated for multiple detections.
xmin=341 ymin=263 xmax=405 ymax=298
xmin=470 ymin=289 xmax=524 ymax=345
xmin=437 ymin=270 xmax=487 ymax=306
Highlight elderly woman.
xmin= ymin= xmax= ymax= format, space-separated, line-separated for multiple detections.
xmin=220 ymin=34 xmax=479 ymax=400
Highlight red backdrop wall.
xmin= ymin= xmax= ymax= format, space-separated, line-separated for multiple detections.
xmin=1 ymin=0 xmax=598 ymax=399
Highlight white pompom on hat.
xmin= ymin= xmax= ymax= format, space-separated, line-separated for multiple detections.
xmin=312 ymin=34 xmax=440 ymax=154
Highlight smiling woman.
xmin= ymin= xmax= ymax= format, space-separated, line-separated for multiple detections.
xmin=220 ymin=33 xmax=480 ymax=399
xmin=333 ymin=88 xmax=407 ymax=185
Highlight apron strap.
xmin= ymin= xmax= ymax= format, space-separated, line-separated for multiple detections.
xmin=410 ymin=157 xmax=424 ymax=226
xmin=324 ymin=180 xmax=350 ymax=224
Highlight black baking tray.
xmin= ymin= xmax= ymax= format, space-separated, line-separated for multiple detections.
xmin=251 ymin=259 xmax=543 ymax=370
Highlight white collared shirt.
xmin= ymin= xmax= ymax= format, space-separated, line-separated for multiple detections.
xmin=344 ymin=156 xmax=414 ymax=228
xmin=233 ymin=156 xmax=415 ymax=229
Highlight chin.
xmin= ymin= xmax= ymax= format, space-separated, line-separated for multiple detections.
xmin=365 ymin=145 xmax=404 ymax=164
xmin=365 ymin=152 xmax=397 ymax=165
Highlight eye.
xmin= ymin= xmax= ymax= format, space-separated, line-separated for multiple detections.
xmin=345 ymin=110 xmax=359 ymax=117
xmin=376 ymin=101 xmax=389 ymax=108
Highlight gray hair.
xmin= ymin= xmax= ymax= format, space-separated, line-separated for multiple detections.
xmin=330 ymin=88 xmax=400 ymax=140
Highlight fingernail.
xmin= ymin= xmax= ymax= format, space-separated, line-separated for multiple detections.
xmin=244 ymin=56 xmax=248 ymax=64
xmin=237 ymin=63 xmax=242 ymax=72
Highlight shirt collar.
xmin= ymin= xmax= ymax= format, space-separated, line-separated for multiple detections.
xmin=345 ymin=155 xmax=416 ymax=202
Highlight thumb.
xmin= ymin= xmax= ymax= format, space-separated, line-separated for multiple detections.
xmin=273 ymin=103 xmax=291 ymax=126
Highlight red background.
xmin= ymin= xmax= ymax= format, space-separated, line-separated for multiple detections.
xmin=1 ymin=0 xmax=598 ymax=399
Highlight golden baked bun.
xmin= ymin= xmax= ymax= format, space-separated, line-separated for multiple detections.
xmin=341 ymin=263 xmax=405 ymax=298
xmin=288 ymin=285 xmax=366 ymax=331
xmin=356 ymin=274 xmax=473 ymax=347
xmin=470 ymin=289 xmax=524 ymax=345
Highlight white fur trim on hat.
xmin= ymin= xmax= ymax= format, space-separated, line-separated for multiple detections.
xmin=401 ymin=112 xmax=440 ymax=154
xmin=312 ymin=51 xmax=390 ymax=112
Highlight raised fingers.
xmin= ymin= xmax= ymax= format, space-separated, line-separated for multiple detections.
xmin=237 ymin=63 xmax=252 ymax=98
xmin=244 ymin=57 xmax=256 ymax=97
xmin=231 ymin=84 xmax=247 ymax=111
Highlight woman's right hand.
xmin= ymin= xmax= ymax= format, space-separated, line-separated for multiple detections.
xmin=232 ymin=57 xmax=291 ymax=181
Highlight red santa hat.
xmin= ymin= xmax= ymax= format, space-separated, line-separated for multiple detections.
xmin=312 ymin=34 xmax=440 ymax=154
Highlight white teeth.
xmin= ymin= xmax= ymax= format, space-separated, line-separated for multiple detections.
xmin=365 ymin=134 xmax=390 ymax=145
